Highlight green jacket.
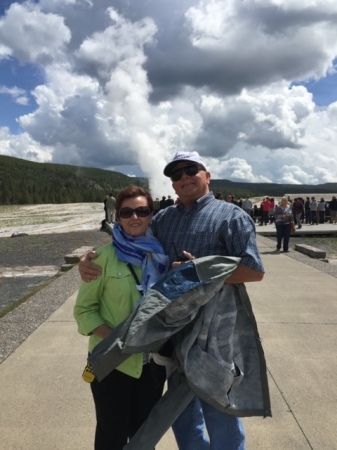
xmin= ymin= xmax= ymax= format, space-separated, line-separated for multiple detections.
xmin=73 ymin=243 xmax=144 ymax=379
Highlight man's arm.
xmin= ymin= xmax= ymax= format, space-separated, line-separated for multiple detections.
xmin=79 ymin=251 xmax=101 ymax=281
xmin=225 ymin=264 xmax=264 ymax=284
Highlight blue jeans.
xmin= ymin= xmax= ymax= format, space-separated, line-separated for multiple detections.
xmin=276 ymin=223 xmax=291 ymax=251
xmin=172 ymin=395 xmax=246 ymax=450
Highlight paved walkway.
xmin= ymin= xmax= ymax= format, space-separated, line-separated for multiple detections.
xmin=0 ymin=236 xmax=336 ymax=449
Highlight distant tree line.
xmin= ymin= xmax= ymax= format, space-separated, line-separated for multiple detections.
xmin=0 ymin=155 xmax=148 ymax=205
xmin=1 ymin=155 xmax=336 ymax=205
xmin=209 ymin=179 xmax=337 ymax=199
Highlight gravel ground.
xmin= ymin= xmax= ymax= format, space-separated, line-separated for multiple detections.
xmin=0 ymin=230 xmax=111 ymax=314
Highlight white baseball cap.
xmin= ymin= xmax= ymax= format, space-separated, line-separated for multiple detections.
xmin=163 ymin=151 xmax=208 ymax=177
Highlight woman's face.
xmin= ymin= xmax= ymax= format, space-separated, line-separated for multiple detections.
xmin=119 ymin=196 xmax=152 ymax=237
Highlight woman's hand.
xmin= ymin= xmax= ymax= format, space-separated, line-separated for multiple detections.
xmin=92 ymin=324 xmax=113 ymax=339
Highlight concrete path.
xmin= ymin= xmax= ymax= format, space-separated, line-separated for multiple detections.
xmin=0 ymin=236 xmax=336 ymax=449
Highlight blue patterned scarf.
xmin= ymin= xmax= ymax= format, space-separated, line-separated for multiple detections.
xmin=112 ymin=222 xmax=169 ymax=295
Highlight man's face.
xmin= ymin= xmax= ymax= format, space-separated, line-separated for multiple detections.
xmin=171 ymin=163 xmax=210 ymax=206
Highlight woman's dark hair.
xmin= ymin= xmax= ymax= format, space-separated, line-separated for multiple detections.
xmin=115 ymin=185 xmax=153 ymax=220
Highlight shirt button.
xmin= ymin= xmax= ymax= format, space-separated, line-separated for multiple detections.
xmin=117 ymin=272 xmax=122 ymax=277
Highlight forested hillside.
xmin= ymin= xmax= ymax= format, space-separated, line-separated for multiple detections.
xmin=0 ymin=155 xmax=148 ymax=205
xmin=210 ymin=179 xmax=337 ymax=198
xmin=1 ymin=155 xmax=336 ymax=205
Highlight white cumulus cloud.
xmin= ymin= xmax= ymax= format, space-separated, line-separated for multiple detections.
xmin=0 ymin=0 xmax=336 ymax=196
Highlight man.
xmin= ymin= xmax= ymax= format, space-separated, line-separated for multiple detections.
xmin=79 ymin=151 xmax=265 ymax=450
xmin=241 ymin=195 xmax=253 ymax=217
xmin=164 ymin=194 xmax=174 ymax=208
xmin=105 ymin=193 xmax=116 ymax=223
xmin=225 ymin=193 xmax=234 ymax=203
xmin=159 ymin=196 xmax=167 ymax=210
xmin=309 ymin=196 xmax=318 ymax=225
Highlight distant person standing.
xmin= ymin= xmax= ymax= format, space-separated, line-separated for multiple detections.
xmin=106 ymin=193 xmax=116 ymax=223
xmin=274 ymin=196 xmax=293 ymax=252
xmin=252 ymin=204 xmax=261 ymax=223
xmin=304 ymin=197 xmax=311 ymax=224
xmin=318 ymin=198 xmax=326 ymax=223
xmin=260 ymin=197 xmax=271 ymax=226
xmin=103 ymin=195 xmax=109 ymax=222
xmin=268 ymin=198 xmax=275 ymax=224
xmin=165 ymin=195 xmax=174 ymax=208
xmin=159 ymin=196 xmax=166 ymax=210
xmin=242 ymin=195 xmax=253 ymax=217
xmin=153 ymin=197 xmax=160 ymax=215
xmin=329 ymin=196 xmax=337 ymax=224
xmin=309 ymin=197 xmax=318 ymax=225
xmin=231 ymin=195 xmax=239 ymax=206
xmin=293 ymin=198 xmax=304 ymax=229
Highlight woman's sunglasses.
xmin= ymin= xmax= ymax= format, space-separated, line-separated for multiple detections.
xmin=170 ymin=164 xmax=203 ymax=182
xmin=119 ymin=206 xmax=152 ymax=219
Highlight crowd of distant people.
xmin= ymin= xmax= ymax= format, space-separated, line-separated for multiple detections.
xmin=102 ymin=191 xmax=337 ymax=227
xmin=249 ymin=195 xmax=337 ymax=227
xmin=212 ymin=193 xmax=337 ymax=227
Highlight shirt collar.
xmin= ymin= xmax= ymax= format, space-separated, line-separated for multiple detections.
xmin=177 ymin=192 xmax=215 ymax=212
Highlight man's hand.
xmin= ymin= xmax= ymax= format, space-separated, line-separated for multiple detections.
xmin=172 ymin=250 xmax=195 ymax=268
xmin=79 ymin=251 xmax=101 ymax=282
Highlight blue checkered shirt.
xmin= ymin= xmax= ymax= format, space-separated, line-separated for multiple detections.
xmin=151 ymin=192 xmax=264 ymax=273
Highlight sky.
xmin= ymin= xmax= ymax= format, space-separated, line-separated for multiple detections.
xmin=0 ymin=0 xmax=337 ymax=196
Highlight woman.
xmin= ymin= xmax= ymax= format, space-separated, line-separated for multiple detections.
xmin=74 ymin=185 xmax=168 ymax=450
xmin=274 ymin=196 xmax=293 ymax=252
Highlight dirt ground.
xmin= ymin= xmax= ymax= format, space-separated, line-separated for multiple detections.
xmin=0 ymin=230 xmax=111 ymax=314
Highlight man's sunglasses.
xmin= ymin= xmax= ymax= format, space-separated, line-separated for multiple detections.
xmin=119 ymin=206 xmax=152 ymax=219
xmin=170 ymin=165 xmax=204 ymax=182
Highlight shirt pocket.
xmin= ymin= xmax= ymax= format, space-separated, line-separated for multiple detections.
xmin=105 ymin=265 xmax=133 ymax=281
xmin=102 ymin=266 xmax=137 ymax=324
